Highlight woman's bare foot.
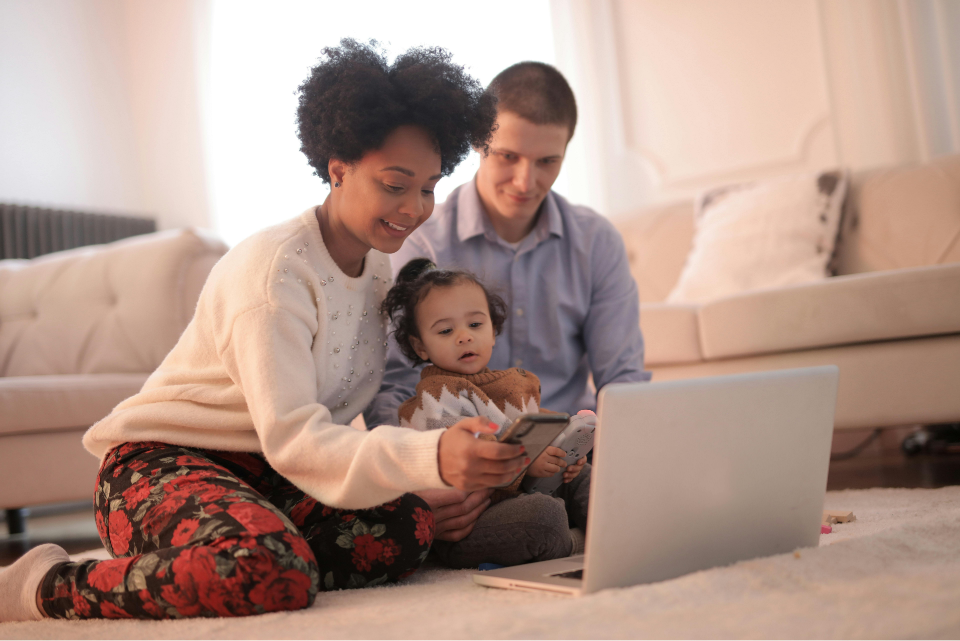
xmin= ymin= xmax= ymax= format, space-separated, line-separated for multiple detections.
xmin=0 ymin=544 xmax=69 ymax=622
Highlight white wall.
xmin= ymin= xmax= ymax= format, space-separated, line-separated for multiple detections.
xmin=552 ymin=0 xmax=960 ymax=218
xmin=0 ymin=0 xmax=211 ymax=230
xmin=0 ymin=0 xmax=143 ymax=214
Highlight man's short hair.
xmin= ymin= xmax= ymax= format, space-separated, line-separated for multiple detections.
xmin=486 ymin=62 xmax=577 ymax=140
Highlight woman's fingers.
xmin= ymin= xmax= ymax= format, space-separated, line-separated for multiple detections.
xmin=474 ymin=438 xmax=525 ymax=461
xmin=436 ymin=520 xmax=478 ymax=542
xmin=438 ymin=418 xmax=528 ymax=490
xmin=435 ymin=497 xmax=491 ymax=535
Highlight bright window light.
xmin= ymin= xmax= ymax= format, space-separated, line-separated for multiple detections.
xmin=204 ymin=0 xmax=559 ymax=246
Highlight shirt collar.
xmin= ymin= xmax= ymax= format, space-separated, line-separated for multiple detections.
xmin=456 ymin=175 xmax=564 ymax=246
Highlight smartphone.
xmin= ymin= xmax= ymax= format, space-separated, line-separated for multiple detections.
xmin=494 ymin=413 xmax=570 ymax=487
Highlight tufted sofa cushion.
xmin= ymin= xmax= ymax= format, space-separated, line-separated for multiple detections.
xmin=0 ymin=373 xmax=149 ymax=435
xmin=835 ymin=153 xmax=960 ymax=275
xmin=0 ymin=229 xmax=227 ymax=377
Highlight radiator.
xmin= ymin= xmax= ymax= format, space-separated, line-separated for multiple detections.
xmin=0 ymin=204 xmax=156 ymax=260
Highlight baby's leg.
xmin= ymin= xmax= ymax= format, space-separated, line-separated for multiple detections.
xmin=554 ymin=463 xmax=591 ymax=531
xmin=431 ymin=493 xmax=572 ymax=569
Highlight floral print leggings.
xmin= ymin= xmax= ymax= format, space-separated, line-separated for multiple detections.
xmin=38 ymin=441 xmax=435 ymax=619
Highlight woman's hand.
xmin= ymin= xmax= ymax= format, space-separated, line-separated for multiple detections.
xmin=563 ymin=456 xmax=588 ymax=483
xmin=414 ymin=488 xmax=493 ymax=542
xmin=525 ymin=446 xmax=568 ymax=478
xmin=437 ymin=417 xmax=528 ymax=492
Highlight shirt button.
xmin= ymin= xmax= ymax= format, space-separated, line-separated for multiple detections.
xmin=516 ymin=308 xmax=524 ymax=317
xmin=515 ymin=359 xmax=523 ymax=367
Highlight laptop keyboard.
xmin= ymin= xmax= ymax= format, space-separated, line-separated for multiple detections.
xmin=551 ymin=569 xmax=583 ymax=580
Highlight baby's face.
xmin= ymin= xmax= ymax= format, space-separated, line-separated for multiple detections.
xmin=411 ymin=282 xmax=496 ymax=375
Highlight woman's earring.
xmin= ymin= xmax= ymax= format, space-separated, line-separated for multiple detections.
xmin=334 ymin=181 xmax=341 ymax=188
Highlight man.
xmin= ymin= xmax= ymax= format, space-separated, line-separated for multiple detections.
xmin=365 ymin=62 xmax=650 ymax=542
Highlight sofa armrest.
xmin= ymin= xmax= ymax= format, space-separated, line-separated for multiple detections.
xmin=698 ymin=263 xmax=960 ymax=360
xmin=640 ymin=302 xmax=704 ymax=365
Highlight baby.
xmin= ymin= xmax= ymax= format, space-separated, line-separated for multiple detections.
xmin=382 ymin=258 xmax=591 ymax=568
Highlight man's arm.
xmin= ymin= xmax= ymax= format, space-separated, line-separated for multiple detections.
xmin=582 ymin=223 xmax=652 ymax=391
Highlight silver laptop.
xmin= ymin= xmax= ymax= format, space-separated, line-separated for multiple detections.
xmin=473 ymin=366 xmax=838 ymax=596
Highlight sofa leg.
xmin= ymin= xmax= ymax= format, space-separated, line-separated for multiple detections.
xmin=4 ymin=508 xmax=28 ymax=535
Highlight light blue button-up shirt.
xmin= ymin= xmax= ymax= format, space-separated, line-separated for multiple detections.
xmin=364 ymin=178 xmax=651 ymax=428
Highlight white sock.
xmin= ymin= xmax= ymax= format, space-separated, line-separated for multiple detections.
xmin=0 ymin=544 xmax=69 ymax=622
xmin=569 ymin=527 xmax=586 ymax=555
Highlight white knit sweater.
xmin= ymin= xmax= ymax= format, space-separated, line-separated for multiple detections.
xmin=83 ymin=208 xmax=447 ymax=509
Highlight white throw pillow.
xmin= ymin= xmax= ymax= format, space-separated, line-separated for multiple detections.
xmin=666 ymin=170 xmax=847 ymax=303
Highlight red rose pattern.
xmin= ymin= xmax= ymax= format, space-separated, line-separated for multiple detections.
xmin=290 ymin=498 xmax=318 ymax=526
xmin=171 ymin=518 xmax=200 ymax=546
xmin=108 ymin=511 xmax=133 ymax=556
xmin=227 ymin=503 xmax=285 ymax=536
xmin=412 ymin=507 xmax=435 ymax=547
xmin=39 ymin=442 xmax=431 ymax=621
xmin=87 ymin=557 xmax=134 ymax=592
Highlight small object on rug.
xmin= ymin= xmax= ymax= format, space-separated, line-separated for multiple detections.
xmin=793 ymin=550 xmax=801 ymax=559
xmin=823 ymin=510 xmax=855 ymax=523
xmin=821 ymin=524 xmax=832 ymax=534
xmin=478 ymin=563 xmax=505 ymax=571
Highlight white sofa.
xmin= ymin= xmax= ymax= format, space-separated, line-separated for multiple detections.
xmin=615 ymin=154 xmax=960 ymax=432
xmin=0 ymin=229 xmax=227 ymax=522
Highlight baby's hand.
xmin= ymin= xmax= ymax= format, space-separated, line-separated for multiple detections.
xmin=526 ymin=446 xmax=568 ymax=478
xmin=563 ymin=456 xmax=587 ymax=483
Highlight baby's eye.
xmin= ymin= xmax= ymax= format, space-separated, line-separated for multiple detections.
xmin=469 ymin=322 xmax=483 ymax=328
xmin=438 ymin=328 xmax=452 ymax=335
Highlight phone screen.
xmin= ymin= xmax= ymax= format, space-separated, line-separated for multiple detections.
xmin=495 ymin=414 xmax=570 ymax=487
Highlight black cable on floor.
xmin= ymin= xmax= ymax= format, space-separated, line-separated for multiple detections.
xmin=830 ymin=428 xmax=883 ymax=461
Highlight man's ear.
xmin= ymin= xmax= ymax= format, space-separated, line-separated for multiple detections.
xmin=410 ymin=336 xmax=430 ymax=363
xmin=328 ymin=158 xmax=348 ymax=186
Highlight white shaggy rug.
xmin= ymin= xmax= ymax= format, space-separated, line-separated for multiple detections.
xmin=3 ymin=486 xmax=960 ymax=639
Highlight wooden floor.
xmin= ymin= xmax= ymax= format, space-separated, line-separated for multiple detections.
xmin=3 ymin=448 xmax=959 ymax=567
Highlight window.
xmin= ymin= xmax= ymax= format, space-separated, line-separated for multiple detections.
xmin=203 ymin=0 xmax=559 ymax=246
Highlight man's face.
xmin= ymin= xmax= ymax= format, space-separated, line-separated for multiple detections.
xmin=475 ymin=111 xmax=569 ymax=228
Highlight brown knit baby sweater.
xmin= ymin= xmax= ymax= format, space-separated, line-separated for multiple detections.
xmin=397 ymin=365 xmax=543 ymax=501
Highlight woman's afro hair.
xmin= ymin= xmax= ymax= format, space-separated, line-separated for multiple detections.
xmin=296 ymin=39 xmax=498 ymax=184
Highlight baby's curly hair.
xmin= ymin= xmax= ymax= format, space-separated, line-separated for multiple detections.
xmin=296 ymin=39 xmax=498 ymax=183
xmin=382 ymin=258 xmax=508 ymax=365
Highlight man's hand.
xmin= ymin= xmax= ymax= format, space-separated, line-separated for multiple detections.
xmin=525 ymin=446 xmax=568 ymax=478
xmin=563 ymin=456 xmax=587 ymax=483
xmin=437 ymin=417 xmax=527 ymax=492
xmin=414 ymin=488 xmax=493 ymax=542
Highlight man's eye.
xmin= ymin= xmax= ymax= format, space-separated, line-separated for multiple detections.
xmin=385 ymin=184 xmax=403 ymax=193
xmin=501 ymin=153 xmax=515 ymax=161
xmin=421 ymin=189 xmax=434 ymax=196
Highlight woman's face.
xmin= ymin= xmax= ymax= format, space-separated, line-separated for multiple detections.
xmin=330 ymin=125 xmax=443 ymax=256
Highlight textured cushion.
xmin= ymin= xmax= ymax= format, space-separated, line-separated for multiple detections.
xmin=835 ymin=154 xmax=960 ymax=274
xmin=647 ymin=334 xmax=960 ymax=431
xmin=667 ymin=170 xmax=848 ymax=303
xmin=0 ymin=373 xmax=148 ymax=435
xmin=698 ymin=262 xmax=960 ymax=360
xmin=0 ymin=228 xmax=227 ymax=376
xmin=613 ymin=201 xmax=695 ymax=304
xmin=639 ymin=303 xmax=703 ymax=365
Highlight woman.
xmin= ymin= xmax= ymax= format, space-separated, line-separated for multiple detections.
xmin=0 ymin=39 xmax=523 ymax=621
